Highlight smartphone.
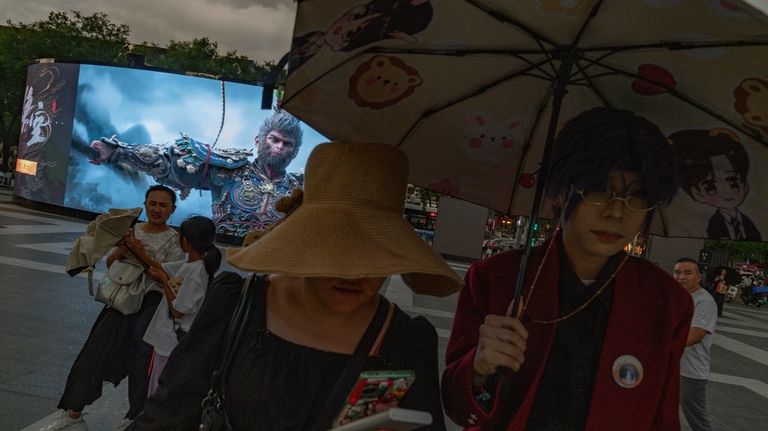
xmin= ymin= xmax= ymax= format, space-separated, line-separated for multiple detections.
xmin=333 ymin=370 xmax=416 ymax=427
xmin=332 ymin=408 xmax=432 ymax=431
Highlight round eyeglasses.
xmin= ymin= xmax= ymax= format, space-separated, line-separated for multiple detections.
xmin=575 ymin=189 xmax=657 ymax=212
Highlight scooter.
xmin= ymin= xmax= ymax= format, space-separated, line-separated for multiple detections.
xmin=742 ymin=285 xmax=768 ymax=307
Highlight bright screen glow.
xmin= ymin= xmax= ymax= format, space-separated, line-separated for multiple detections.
xmin=15 ymin=62 xmax=328 ymax=236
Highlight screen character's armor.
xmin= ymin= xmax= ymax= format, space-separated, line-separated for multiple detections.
xmin=102 ymin=135 xmax=303 ymax=237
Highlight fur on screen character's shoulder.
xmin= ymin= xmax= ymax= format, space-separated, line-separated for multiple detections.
xmin=285 ymin=171 xmax=304 ymax=186
xmin=172 ymin=135 xmax=252 ymax=174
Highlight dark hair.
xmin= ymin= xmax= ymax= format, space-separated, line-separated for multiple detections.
xmin=179 ymin=215 xmax=221 ymax=284
xmin=145 ymin=184 xmax=177 ymax=205
xmin=339 ymin=0 xmax=433 ymax=52
xmin=668 ymin=129 xmax=749 ymax=199
xmin=288 ymin=31 xmax=325 ymax=73
xmin=675 ymin=257 xmax=701 ymax=273
xmin=544 ymin=107 xmax=678 ymax=231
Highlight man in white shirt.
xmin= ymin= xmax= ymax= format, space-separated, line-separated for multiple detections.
xmin=673 ymin=258 xmax=718 ymax=431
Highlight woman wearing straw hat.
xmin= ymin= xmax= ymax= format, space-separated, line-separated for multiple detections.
xmin=128 ymin=142 xmax=463 ymax=430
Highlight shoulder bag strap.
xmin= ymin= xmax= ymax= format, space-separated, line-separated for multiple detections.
xmin=88 ymin=270 xmax=95 ymax=296
xmin=369 ymin=302 xmax=395 ymax=357
xmin=311 ymin=295 xmax=392 ymax=431
xmin=207 ymin=274 xmax=263 ymax=397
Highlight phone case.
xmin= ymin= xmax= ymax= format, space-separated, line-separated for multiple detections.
xmin=332 ymin=407 xmax=432 ymax=431
xmin=333 ymin=370 xmax=416 ymax=427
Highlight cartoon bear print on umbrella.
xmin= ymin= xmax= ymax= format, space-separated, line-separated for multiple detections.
xmin=347 ymin=55 xmax=423 ymax=109
xmin=734 ymin=77 xmax=768 ymax=138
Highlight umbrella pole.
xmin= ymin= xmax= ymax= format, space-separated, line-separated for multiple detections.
xmin=495 ymin=50 xmax=576 ymax=431
xmin=508 ymin=51 xmax=575 ymax=317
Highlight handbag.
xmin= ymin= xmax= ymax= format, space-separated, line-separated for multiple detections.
xmin=173 ymin=320 xmax=188 ymax=342
xmin=92 ymin=232 xmax=178 ymax=315
xmin=94 ymin=260 xmax=146 ymax=315
xmin=199 ymin=274 xmax=261 ymax=431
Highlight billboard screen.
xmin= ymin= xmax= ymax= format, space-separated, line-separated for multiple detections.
xmin=15 ymin=61 xmax=327 ymax=237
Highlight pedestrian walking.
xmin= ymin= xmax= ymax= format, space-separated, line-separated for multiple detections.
xmin=40 ymin=185 xmax=184 ymax=431
xmin=442 ymin=108 xmax=693 ymax=430
xmin=708 ymin=267 xmax=728 ymax=317
xmin=128 ymin=142 xmax=463 ymax=430
xmin=673 ymin=258 xmax=717 ymax=431
xmin=143 ymin=215 xmax=221 ymax=397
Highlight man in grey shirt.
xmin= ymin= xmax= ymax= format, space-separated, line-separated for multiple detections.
xmin=673 ymin=257 xmax=718 ymax=431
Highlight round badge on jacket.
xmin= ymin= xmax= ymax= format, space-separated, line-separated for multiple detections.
xmin=612 ymin=355 xmax=643 ymax=389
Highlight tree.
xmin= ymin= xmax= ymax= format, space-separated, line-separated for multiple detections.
xmin=139 ymin=37 xmax=272 ymax=83
xmin=705 ymin=240 xmax=768 ymax=264
xmin=1 ymin=11 xmax=129 ymax=170
xmin=0 ymin=11 xmax=277 ymax=171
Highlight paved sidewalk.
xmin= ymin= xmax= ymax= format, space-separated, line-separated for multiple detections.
xmin=4 ymin=188 xmax=768 ymax=430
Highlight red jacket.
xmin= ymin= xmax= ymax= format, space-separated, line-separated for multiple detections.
xmin=442 ymin=237 xmax=693 ymax=430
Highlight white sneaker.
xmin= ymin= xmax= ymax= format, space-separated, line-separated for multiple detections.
xmin=37 ymin=411 xmax=88 ymax=431
xmin=115 ymin=418 xmax=133 ymax=431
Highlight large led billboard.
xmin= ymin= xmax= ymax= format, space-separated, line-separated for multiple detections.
xmin=15 ymin=61 xmax=327 ymax=237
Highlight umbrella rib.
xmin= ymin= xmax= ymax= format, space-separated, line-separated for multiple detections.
xmin=361 ymin=46 xmax=553 ymax=56
xmin=459 ymin=0 xmax=560 ymax=77
xmin=395 ymin=59 xmax=553 ymax=148
xmin=462 ymin=0 xmax=557 ymax=47
xmin=364 ymin=46 xmax=557 ymax=79
xmin=372 ymin=47 xmax=559 ymax=79
xmin=527 ymin=73 xmax=557 ymax=81
xmin=571 ymin=0 xmax=606 ymax=47
xmin=581 ymin=39 xmax=768 ymax=71
xmin=571 ymin=71 xmax=618 ymax=82
xmin=366 ymin=46 xmax=559 ymax=81
xmin=572 ymin=59 xmax=613 ymax=108
xmin=581 ymin=39 xmax=768 ymax=54
xmin=584 ymin=58 xmax=768 ymax=147
xmin=282 ymin=46 xmax=555 ymax=108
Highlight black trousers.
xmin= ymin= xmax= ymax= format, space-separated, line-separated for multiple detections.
xmin=713 ymin=292 xmax=725 ymax=317
xmin=59 ymin=292 xmax=162 ymax=419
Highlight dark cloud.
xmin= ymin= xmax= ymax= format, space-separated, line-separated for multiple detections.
xmin=1 ymin=0 xmax=298 ymax=62
xmin=205 ymin=0 xmax=294 ymax=9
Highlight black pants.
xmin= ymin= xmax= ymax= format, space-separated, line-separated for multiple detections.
xmin=714 ymin=292 xmax=725 ymax=317
xmin=59 ymin=292 xmax=162 ymax=419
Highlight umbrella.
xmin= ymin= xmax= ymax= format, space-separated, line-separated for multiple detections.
xmin=66 ymin=207 xmax=143 ymax=292
xmin=707 ymin=265 xmax=742 ymax=285
xmin=279 ymin=0 xmax=768 ymax=246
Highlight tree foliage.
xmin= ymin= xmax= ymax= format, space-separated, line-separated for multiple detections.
xmin=705 ymin=239 xmax=768 ymax=264
xmin=139 ymin=38 xmax=272 ymax=83
xmin=0 ymin=10 xmax=277 ymax=170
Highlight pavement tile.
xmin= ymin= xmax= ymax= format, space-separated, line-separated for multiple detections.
xmin=705 ymin=382 xmax=764 ymax=431
xmin=710 ymin=344 xmax=768 ymax=383
xmin=0 ymin=388 xmax=59 ymax=431
xmin=0 ymin=362 xmax=71 ymax=400
xmin=1 ymin=191 xmax=767 ymax=431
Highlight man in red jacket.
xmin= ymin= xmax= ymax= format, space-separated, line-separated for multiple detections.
xmin=442 ymin=107 xmax=693 ymax=430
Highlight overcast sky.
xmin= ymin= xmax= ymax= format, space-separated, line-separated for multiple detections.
xmin=1 ymin=0 xmax=298 ymax=63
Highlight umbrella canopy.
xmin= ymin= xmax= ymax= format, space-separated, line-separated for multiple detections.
xmin=66 ymin=207 xmax=143 ymax=276
xmin=281 ymin=0 xmax=768 ymax=242
xmin=708 ymin=265 xmax=742 ymax=285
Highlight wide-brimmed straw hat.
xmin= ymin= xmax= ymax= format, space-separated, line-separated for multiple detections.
xmin=227 ymin=141 xmax=463 ymax=296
